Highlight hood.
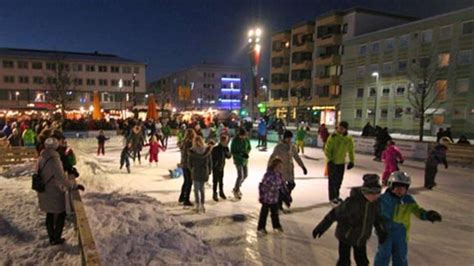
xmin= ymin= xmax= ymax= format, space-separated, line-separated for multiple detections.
xmin=190 ymin=146 xmax=212 ymax=158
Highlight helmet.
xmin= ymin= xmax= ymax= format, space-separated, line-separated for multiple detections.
xmin=388 ymin=171 xmax=411 ymax=188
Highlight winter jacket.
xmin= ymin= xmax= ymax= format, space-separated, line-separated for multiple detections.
xmin=179 ymin=139 xmax=193 ymax=169
xmin=426 ymin=144 xmax=448 ymax=168
xmin=230 ymin=136 xmax=251 ymax=166
xmin=128 ymin=127 xmax=145 ymax=150
xmin=269 ymin=141 xmax=305 ymax=181
xmin=379 ymin=190 xmax=428 ymax=241
xmin=120 ymin=146 xmax=133 ymax=161
xmin=296 ymin=128 xmax=306 ymax=141
xmin=316 ymin=187 xmax=386 ymax=246
xmin=22 ymin=129 xmax=37 ymax=146
xmin=211 ymin=143 xmax=231 ymax=171
xmin=37 ymin=148 xmax=74 ymax=213
xmin=8 ymin=133 xmax=22 ymax=147
xmin=258 ymin=121 xmax=267 ymax=136
xmin=188 ymin=146 xmax=212 ymax=182
xmin=146 ymin=141 xmax=165 ymax=155
xmin=96 ymin=135 xmax=109 ymax=144
xmin=57 ymin=146 xmax=77 ymax=174
xmin=324 ymin=132 xmax=355 ymax=165
xmin=382 ymin=145 xmax=403 ymax=173
xmin=319 ymin=126 xmax=329 ymax=142
xmin=259 ymin=170 xmax=287 ymax=204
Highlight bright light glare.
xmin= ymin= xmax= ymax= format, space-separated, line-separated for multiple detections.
xmin=248 ymin=38 xmax=252 ymax=43
xmin=255 ymin=44 xmax=261 ymax=53
xmin=256 ymin=37 xmax=260 ymax=43
xmin=255 ymin=28 xmax=262 ymax=37
xmin=248 ymin=29 xmax=254 ymax=37
xmin=371 ymin=72 xmax=379 ymax=77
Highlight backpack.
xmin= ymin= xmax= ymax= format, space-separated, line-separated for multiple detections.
xmin=32 ymin=157 xmax=54 ymax=192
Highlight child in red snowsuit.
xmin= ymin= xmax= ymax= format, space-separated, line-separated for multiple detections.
xmin=381 ymin=140 xmax=404 ymax=185
xmin=145 ymin=135 xmax=165 ymax=166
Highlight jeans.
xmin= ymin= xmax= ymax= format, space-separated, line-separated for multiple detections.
xmin=46 ymin=212 xmax=66 ymax=242
xmin=233 ymin=164 xmax=248 ymax=191
xmin=193 ymin=181 xmax=205 ymax=204
xmin=257 ymin=203 xmax=281 ymax=230
xmin=180 ymin=168 xmax=193 ymax=202
xmin=328 ymin=163 xmax=345 ymax=201
xmin=213 ymin=169 xmax=224 ymax=194
xmin=337 ymin=241 xmax=369 ymax=266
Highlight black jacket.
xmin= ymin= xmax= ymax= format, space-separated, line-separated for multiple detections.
xmin=188 ymin=147 xmax=212 ymax=182
xmin=97 ymin=135 xmax=109 ymax=144
xmin=316 ymin=188 xmax=386 ymax=246
xmin=211 ymin=144 xmax=231 ymax=171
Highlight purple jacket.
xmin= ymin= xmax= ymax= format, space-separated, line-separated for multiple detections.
xmin=259 ymin=170 xmax=287 ymax=204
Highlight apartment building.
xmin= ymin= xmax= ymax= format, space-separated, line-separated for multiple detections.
xmin=0 ymin=48 xmax=146 ymax=113
xmin=269 ymin=8 xmax=415 ymax=125
xmin=148 ymin=64 xmax=247 ymax=111
xmin=341 ymin=7 xmax=474 ymax=137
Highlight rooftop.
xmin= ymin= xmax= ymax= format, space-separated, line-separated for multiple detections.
xmin=316 ymin=7 xmax=418 ymax=21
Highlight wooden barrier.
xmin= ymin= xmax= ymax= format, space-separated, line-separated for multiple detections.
xmin=0 ymin=146 xmax=38 ymax=168
xmin=71 ymin=190 xmax=102 ymax=266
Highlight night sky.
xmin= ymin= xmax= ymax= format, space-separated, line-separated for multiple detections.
xmin=0 ymin=0 xmax=471 ymax=82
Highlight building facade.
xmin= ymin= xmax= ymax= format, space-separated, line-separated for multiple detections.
xmin=341 ymin=7 xmax=474 ymax=137
xmin=148 ymin=64 xmax=247 ymax=112
xmin=268 ymin=8 xmax=415 ymax=126
xmin=0 ymin=48 xmax=146 ymax=114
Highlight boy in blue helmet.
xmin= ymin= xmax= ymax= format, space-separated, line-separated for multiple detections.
xmin=374 ymin=171 xmax=442 ymax=266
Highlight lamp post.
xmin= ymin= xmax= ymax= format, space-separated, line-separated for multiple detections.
xmin=371 ymin=72 xmax=379 ymax=126
xmin=132 ymin=73 xmax=137 ymax=107
xmin=119 ymin=79 xmax=124 ymax=119
xmin=248 ymin=26 xmax=262 ymax=119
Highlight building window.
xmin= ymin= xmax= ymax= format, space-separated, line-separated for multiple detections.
xmin=356 ymin=88 xmax=364 ymax=98
xmin=421 ymin=29 xmax=433 ymax=43
xmin=357 ymin=66 xmax=366 ymax=77
xmin=398 ymin=60 xmax=407 ymax=72
xmin=35 ymin=92 xmax=46 ymax=102
xmin=381 ymin=109 xmax=388 ymax=119
xmin=395 ymin=107 xmax=403 ymax=118
xmin=122 ymin=66 xmax=131 ymax=73
xmin=101 ymin=92 xmax=115 ymax=103
xmin=19 ymin=76 xmax=29 ymax=83
xmin=124 ymin=80 xmax=132 ymax=87
xmin=384 ymin=38 xmax=395 ymax=50
xmin=46 ymin=63 xmax=56 ymax=70
xmin=438 ymin=53 xmax=450 ymax=67
xmin=134 ymin=67 xmax=140 ymax=73
xmin=355 ymin=109 xmax=363 ymax=119
xmin=111 ymin=79 xmax=119 ymax=86
xmin=4 ymin=76 xmax=14 ymax=83
xmin=371 ymin=42 xmax=380 ymax=53
xmin=86 ymin=79 xmax=96 ymax=86
xmin=32 ymin=62 xmax=43 ymax=69
xmin=367 ymin=108 xmax=375 ymax=119
xmin=86 ymin=65 xmax=95 ymax=72
xmin=135 ymin=81 xmax=140 ymax=87
xmin=457 ymin=50 xmax=472 ymax=65
xmin=33 ymin=76 xmax=44 ymax=84
xmin=99 ymin=79 xmax=108 ymax=86
xmin=2 ymin=60 xmax=14 ymax=68
xmin=111 ymin=66 xmax=120 ymax=73
xmin=316 ymin=86 xmax=329 ymax=97
xmin=369 ymin=87 xmax=376 ymax=97
xmin=358 ymin=44 xmax=367 ymax=55
xmin=382 ymin=87 xmax=390 ymax=97
xmin=342 ymin=23 xmax=348 ymax=34
xmin=396 ymin=85 xmax=406 ymax=96
xmin=455 ymin=78 xmax=469 ymax=93
xmin=383 ymin=62 xmax=393 ymax=73
xmin=369 ymin=64 xmax=379 ymax=74
xmin=399 ymin=34 xmax=409 ymax=49
xmin=74 ymin=78 xmax=83 ymax=86
xmin=462 ymin=21 xmax=474 ymax=35
xmin=47 ymin=77 xmax=56 ymax=84
xmin=17 ymin=61 xmax=28 ymax=69
xmin=435 ymin=80 xmax=447 ymax=101
xmin=439 ymin=25 xmax=452 ymax=40
xmin=98 ymin=65 xmax=108 ymax=72
xmin=72 ymin=64 xmax=83 ymax=71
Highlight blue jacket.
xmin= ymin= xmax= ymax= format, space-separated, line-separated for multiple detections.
xmin=258 ymin=120 xmax=267 ymax=136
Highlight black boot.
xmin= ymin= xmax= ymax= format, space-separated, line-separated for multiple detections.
xmin=178 ymin=194 xmax=185 ymax=203
xmin=219 ymin=191 xmax=227 ymax=200
xmin=213 ymin=192 xmax=219 ymax=202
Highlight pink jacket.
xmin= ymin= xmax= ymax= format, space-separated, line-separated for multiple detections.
xmin=382 ymin=145 xmax=403 ymax=172
xmin=146 ymin=142 xmax=165 ymax=155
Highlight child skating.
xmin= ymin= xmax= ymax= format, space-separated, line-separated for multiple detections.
xmin=144 ymin=135 xmax=165 ymax=166
xmin=211 ymin=135 xmax=231 ymax=201
xmin=96 ymin=130 xmax=110 ymax=155
xmin=120 ymin=142 xmax=134 ymax=173
xmin=312 ymin=174 xmax=387 ymax=265
xmin=381 ymin=140 xmax=404 ymax=186
xmin=188 ymin=136 xmax=212 ymax=213
xmin=374 ymin=171 xmax=442 ymax=266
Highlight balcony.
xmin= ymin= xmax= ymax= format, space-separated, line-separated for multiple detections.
xmin=271 ymin=65 xmax=290 ymax=73
xmin=291 ymin=42 xmax=314 ymax=52
xmin=270 ymin=82 xmax=289 ymax=90
xmin=316 ymin=34 xmax=342 ymax=47
xmin=315 ymin=54 xmax=341 ymax=66
xmin=291 ymin=61 xmax=312 ymax=70
xmin=315 ymin=75 xmax=340 ymax=85
xmin=290 ymin=79 xmax=312 ymax=88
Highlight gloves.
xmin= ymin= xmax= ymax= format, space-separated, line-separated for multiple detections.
xmin=426 ymin=210 xmax=442 ymax=223
xmin=312 ymin=223 xmax=328 ymax=238
xmin=347 ymin=162 xmax=354 ymax=170
xmin=302 ymin=167 xmax=308 ymax=175
xmin=75 ymin=184 xmax=85 ymax=191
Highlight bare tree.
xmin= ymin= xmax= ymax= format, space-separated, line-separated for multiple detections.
xmin=44 ymin=55 xmax=77 ymax=119
xmin=407 ymin=57 xmax=446 ymax=141
xmin=149 ymin=81 xmax=171 ymax=109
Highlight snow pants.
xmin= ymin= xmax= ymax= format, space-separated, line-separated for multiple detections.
xmin=337 ymin=241 xmax=369 ymax=266
xmin=328 ymin=163 xmax=345 ymax=201
xmin=374 ymin=229 xmax=408 ymax=266
xmin=149 ymin=152 xmax=158 ymax=163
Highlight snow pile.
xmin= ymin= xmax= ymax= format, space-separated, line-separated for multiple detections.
xmin=1 ymin=161 xmax=36 ymax=178
xmin=83 ymin=192 xmax=228 ymax=265
xmin=0 ymin=176 xmax=80 ymax=265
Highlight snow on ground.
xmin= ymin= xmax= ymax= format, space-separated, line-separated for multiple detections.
xmin=1 ymin=135 xmax=474 ymax=265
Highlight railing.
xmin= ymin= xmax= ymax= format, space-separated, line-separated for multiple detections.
xmin=71 ymin=190 xmax=102 ymax=266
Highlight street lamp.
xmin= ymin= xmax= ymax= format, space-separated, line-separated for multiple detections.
xmin=119 ymin=79 xmax=124 ymax=119
xmin=371 ymin=72 xmax=379 ymax=126
xmin=247 ymin=26 xmax=262 ymax=119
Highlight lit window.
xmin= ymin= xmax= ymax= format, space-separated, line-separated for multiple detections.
xmin=435 ymin=80 xmax=447 ymax=101
xmin=438 ymin=53 xmax=450 ymax=67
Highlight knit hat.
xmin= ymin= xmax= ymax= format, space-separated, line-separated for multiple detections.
xmin=44 ymin=137 xmax=59 ymax=150
xmin=339 ymin=121 xmax=349 ymax=129
xmin=283 ymin=130 xmax=293 ymax=139
xmin=361 ymin=174 xmax=382 ymax=194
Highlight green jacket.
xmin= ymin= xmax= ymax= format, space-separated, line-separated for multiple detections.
xmin=231 ymin=136 xmax=251 ymax=166
xmin=296 ymin=128 xmax=306 ymax=141
xmin=324 ymin=132 xmax=355 ymax=164
xmin=22 ymin=129 xmax=37 ymax=145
